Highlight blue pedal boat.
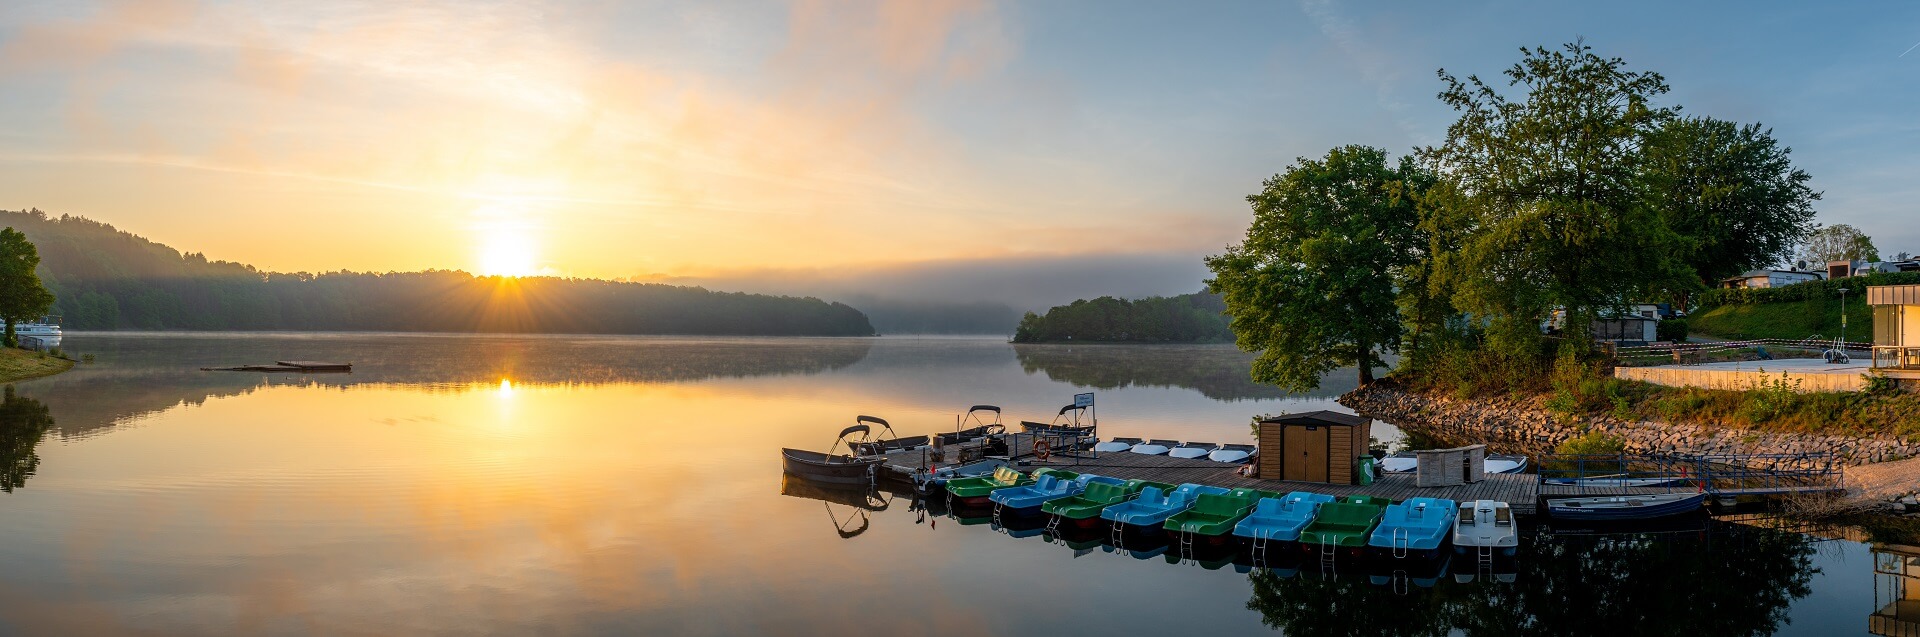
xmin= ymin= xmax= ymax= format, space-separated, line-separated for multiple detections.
xmin=1368 ymin=497 xmax=1459 ymax=560
xmin=1233 ymin=492 xmax=1336 ymax=544
xmin=1100 ymin=484 xmax=1231 ymax=534
xmin=990 ymin=473 xmax=1124 ymax=516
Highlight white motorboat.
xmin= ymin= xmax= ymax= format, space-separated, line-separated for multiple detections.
xmin=13 ymin=315 xmax=60 ymax=348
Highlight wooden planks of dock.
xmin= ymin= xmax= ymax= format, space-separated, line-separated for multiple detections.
xmin=882 ymin=439 xmax=1540 ymax=516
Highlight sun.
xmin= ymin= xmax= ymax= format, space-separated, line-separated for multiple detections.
xmin=476 ymin=226 xmax=540 ymax=277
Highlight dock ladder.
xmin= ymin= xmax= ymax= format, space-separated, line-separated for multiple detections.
xmin=1391 ymin=527 xmax=1410 ymax=559
xmin=1475 ymin=545 xmax=1495 ymax=580
xmin=1318 ymin=539 xmax=1338 ymax=569
xmin=1178 ymin=524 xmax=1197 ymax=562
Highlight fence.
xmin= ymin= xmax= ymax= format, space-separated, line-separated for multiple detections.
xmin=1537 ymin=452 xmax=1844 ymax=496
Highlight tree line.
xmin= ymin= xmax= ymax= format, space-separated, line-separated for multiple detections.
xmin=1011 ymin=292 xmax=1232 ymax=343
xmin=1208 ymin=42 xmax=1823 ymax=391
xmin=6 ymin=210 xmax=875 ymax=336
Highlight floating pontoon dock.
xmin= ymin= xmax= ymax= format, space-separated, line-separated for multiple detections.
xmin=879 ymin=436 xmax=1543 ymax=516
xmin=202 ymin=360 xmax=353 ymax=372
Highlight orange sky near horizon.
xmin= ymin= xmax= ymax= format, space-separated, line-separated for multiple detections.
xmin=0 ymin=1 xmax=1246 ymax=281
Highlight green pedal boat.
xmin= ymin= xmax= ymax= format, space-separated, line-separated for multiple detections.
xmin=944 ymin=467 xmax=1073 ymax=508
xmin=1298 ymin=495 xmax=1391 ymax=562
xmin=1042 ymin=480 xmax=1171 ymax=530
xmin=1164 ymin=488 xmax=1270 ymax=549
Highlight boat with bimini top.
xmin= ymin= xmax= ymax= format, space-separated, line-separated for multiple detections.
xmin=781 ymin=420 xmax=889 ymax=487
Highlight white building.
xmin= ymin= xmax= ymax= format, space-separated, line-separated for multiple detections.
xmin=1721 ymin=269 xmax=1824 ymax=289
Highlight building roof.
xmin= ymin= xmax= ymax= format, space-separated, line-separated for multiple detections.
xmin=1260 ymin=410 xmax=1368 ymax=427
xmin=1869 ymin=284 xmax=1920 ymax=306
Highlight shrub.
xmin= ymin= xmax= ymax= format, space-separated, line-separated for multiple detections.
xmin=1655 ymin=318 xmax=1688 ymax=342
xmin=1737 ymin=370 xmax=1801 ymax=424
xmin=1556 ymin=430 xmax=1627 ymax=455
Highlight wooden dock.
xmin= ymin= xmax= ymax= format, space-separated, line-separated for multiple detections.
xmin=881 ymin=440 xmax=1540 ymax=516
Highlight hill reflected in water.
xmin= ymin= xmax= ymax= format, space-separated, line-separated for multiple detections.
xmin=1014 ymin=344 xmax=1368 ymax=401
xmin=23 ymin=333 xmax=873 ymax=437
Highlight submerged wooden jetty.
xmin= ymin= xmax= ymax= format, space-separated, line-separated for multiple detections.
xmin=202 ymin=360 xmax=352 ymax=373
xmin=878 ymin=435 xmax=1543 ymax=516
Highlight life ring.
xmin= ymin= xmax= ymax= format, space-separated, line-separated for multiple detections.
xmin=1034 ymin=439 xmax=1052 ymax=461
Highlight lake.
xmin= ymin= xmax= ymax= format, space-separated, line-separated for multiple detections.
xmin=0 ymin=333 xmax=1892 ymax=635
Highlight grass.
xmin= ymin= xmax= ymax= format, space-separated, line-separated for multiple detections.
xmin=0 ymin=347 xmax=73 ymax=383
xmin=1398 ymin=345 xmax=1920 ymax=440
xmin=1689 ymin=296 xmax=1873 ymax=341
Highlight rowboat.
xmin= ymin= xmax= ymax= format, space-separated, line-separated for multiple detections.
xmin=1546 ymin=492 xmax=1707 ymax=520
xmin=1208 ymin=444 xmax=1255 ymax=463
xmin=1092 ymin=437 xmax=1142 ymax=453
xmin=780 ymin=421 xmax=887 ymax=487
xmin=1166 ymin=442 xmax=1217 ymax=459
xmin=1128 ymin=439 xmax=1178 ymax=455
xmin=1541 ymin=477 xmax=1689 ymax=488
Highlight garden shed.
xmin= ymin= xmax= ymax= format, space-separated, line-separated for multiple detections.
xmin=1256 ymin=411 xmax=1371 ymax=484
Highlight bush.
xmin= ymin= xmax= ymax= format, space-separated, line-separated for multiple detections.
xmin=1696 ymin=271 xmax=1920 ymax=308
xmin=1737 ymin=370 xmax=1802 ymax=424
xmin=1655 ymin=318 xmax=1688 ymax=342
xmin=1556 ymin=430 xmax=1627 ymax=455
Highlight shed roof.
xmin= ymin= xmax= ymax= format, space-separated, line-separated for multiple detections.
xmin=1260 ymin=410 xmax=1368 ymax=427
xmin=1869 ymin=285 xmax=1920 ymax=306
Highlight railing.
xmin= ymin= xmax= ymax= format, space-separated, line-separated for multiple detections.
xmin=1536 ymin=452 xmax=1844 ymax=496
xmin=1873 ymin=345 xmax=1920 ymax=370
xmin=1613 ymin=337 xmax=1872 ymax=366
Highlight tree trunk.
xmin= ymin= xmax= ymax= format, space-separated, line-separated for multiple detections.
xmin=1357 ymin=348 xmax=1376 ymax=385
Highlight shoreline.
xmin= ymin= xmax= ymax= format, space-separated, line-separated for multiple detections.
xmin=0 ymin=347 xmax=73 ymax=384
xmin=1339 ymin=381 xmax=1920 ymax=514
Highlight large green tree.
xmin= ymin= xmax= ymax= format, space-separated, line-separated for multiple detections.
xmin=1640 ymin=116 xmax=1820 ymax=293
xmin=1206 ymin=145 xmax=1429 ymax=390
xmin=0 ymin=228 xmax=54 ymax=347
xmin=1421 ymin=42 xmax=1692 ymax=355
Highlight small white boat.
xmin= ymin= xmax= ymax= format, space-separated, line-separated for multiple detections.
xmin=1541 ymin=477 xmax=1688 ymax=488
xmin=1546 ymin=492 xmax=1707 ymax=520
xmin=1452 ymin=500 xmax=1518 ymax=556
xmin=1093 ymin=437 xmax=1141 ymax=453
xmin=1167 ymin=442 xmax=1216 ymax=459
xmin=1207 ymin=444 xmax=1255 ymax=463
xmin=1128 ymin=439 xmax=1177 ymax=455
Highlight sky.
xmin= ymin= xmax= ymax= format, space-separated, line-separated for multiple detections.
xmin=0 ymin=1 xmax=1917 ymax=307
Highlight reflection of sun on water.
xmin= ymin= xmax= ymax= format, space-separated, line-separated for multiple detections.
xmin=497 ymin=378 xmax=515 ymax=396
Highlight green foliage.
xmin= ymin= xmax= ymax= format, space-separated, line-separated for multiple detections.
xmin=1737 ymin=370 xmax=1802 ymax=424
xmin=1863 ymin=372 xmax=1897 ymax=395
xmin=1555 ymin=430 xmax=1627 ymax=455
xmin=1010 ymin=292 xmax=1230 ymax=343
xmin=1696 ymin=271 xmax=1920 ymax=308
xmin=1206 ymin=145 xmax=1429 ymax=390
xmin=3 ymin=209 xmax=875 ymax=336
xmin=1655 ymin=318 xmax=1688 ymax=342
xmin=0 ymin=227 xmax=55 ymax=347
xmin=1422 ymin=42 xmax=1692 ymax=356
xmin=1640 ymin=116 xmax=1819 ymax=286
xmin=0 ymin=386 xmax=52 ymax=492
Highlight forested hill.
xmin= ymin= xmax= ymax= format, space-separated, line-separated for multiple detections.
xmin=5 ymin=209 xmax=875 ymax=336
xmin=1011 ymin=292 xmax=1231 ymax=343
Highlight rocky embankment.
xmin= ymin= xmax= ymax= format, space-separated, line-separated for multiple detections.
xmin=1339 ymin=383 xmax=1920 ymax=465
xmin=1339 ymin=381 xmax=1920 ymax=511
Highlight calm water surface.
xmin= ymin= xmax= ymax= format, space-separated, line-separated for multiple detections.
xmin=0 ymin=333 xmax=1892 ymax=635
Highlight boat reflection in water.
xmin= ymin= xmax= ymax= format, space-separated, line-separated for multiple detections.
xmin=1874 ymin=542 xmax=1920 ymax=636
xmin=778 ymin=476 xmax=900 ymax=539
